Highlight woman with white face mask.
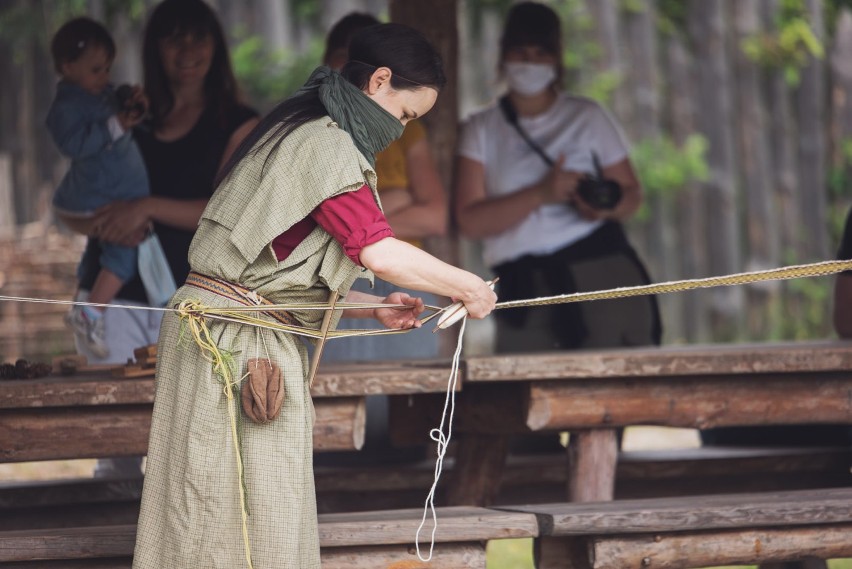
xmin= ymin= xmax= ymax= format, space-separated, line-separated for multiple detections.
xmin=454 ymin=1 xmax=661 ymax=355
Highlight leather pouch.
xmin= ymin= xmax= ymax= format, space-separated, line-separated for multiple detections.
xmin=241 ymin=358 xmax=285 ymax=424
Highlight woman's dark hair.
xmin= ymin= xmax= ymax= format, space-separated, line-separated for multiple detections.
xmin=323 ymin=12 xmax=381 ymax=65
xmin=51 ymin=17 xmax=115 ymax=73
xmin=142 ymin=0 xmax=239 ymax=128
xmin=216 ymin=23 xmax=445 ymax=186
xmin=500 ymin=2 xmax=564 ymax=84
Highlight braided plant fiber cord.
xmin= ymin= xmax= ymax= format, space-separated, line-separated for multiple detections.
xmin=494 ymin=259 xmax=852 ymax=310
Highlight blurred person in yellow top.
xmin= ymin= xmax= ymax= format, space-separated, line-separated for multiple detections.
xmin=318 ymin=12 xmax=448 ymax=465
xmin=324 ymin=13 xmax=446 ymax=252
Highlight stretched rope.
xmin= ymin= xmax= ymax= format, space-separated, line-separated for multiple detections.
xmin=4 ymin=260 xmax=852 ymax=324
xmin=494 ymin=259 xmax=852 ymax=310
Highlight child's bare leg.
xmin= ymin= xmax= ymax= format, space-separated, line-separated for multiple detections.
xmin=87 ymin=268 xmax=124 ymax=311
xmin=66 ymin=268 xmax=120 ymax=358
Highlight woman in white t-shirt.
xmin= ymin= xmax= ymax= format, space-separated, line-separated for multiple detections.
xmin=455 ymin=1 xmax=660 ymax=353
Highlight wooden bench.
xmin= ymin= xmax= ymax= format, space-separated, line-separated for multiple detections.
xmin=3 ymin=445 xmax=848 ymax=529
xmin=0 ymin=506 xmax=539 ymax=568
xmin=3 ymin=489 xmax=850 ymax=568
xmin=501 ymin=488 xmax=852 ymax=569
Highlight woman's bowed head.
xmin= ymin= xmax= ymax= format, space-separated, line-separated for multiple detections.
xmin=216 ymin=23 xmax=495 ymax=324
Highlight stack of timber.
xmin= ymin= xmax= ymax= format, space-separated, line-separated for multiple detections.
xmin=0 ymin=223 xmax=85 ymax=361
xmin=112 ymin=345 xmax=157 ymax=378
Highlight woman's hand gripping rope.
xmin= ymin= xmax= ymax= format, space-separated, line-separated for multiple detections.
xmin=434 ymin=278 xmax=499 ymax=331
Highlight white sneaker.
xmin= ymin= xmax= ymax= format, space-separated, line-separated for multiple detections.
xmin=65 ymin=306 xmax=109 ymax=358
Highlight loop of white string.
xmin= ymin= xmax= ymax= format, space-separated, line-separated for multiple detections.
xmin=415 ymin=316 xmax=466 ymax=562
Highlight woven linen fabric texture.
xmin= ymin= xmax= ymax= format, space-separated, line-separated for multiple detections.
xmin=133 ymin=117 xmax=379 ymax=569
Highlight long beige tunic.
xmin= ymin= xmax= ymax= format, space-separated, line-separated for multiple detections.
xmin=133 ymin=118 xmax=378 ymax=569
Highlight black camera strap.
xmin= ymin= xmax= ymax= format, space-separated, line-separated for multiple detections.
xmin=498 ymin=96 xmax=555 ymax=168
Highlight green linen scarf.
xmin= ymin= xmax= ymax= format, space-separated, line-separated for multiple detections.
xmin=298 ymin=66 xmax=404 ymax=167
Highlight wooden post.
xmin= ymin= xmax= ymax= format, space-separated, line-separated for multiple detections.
xmin=795 ymin=0 xmax=829 ymax=261
xmin=566 ymin=430 xmax=618 ymax=502
xmin=538 ymin=429 xmax=618 ymax=568
xmin=686 ymin=0 xmax=744 ymax=341
xmin=664 ymin=34 xmax=709 ymax=342
xmin=734 ymin=1 xmax=781 ymax=339
xmin=831 ymin=9 xmax=852 ymax=199
xmin=761 ymin=0 xmax=802 ymax=272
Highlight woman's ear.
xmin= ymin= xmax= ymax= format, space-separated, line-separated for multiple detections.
xmin=366 ymin=66 xmax=393 ymax=95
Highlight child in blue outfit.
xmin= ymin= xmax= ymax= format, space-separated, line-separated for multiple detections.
xmin=46 ymin=17 xmax=149 ymax=357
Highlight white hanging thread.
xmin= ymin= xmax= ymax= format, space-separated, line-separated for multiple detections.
xmin=415 ymin=316 xmax=467 ymax=562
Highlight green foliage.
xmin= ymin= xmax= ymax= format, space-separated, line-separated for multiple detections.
xmin=573 ymin=69 xmax=621 ymax=103
xmin=486 ymin=538 xmax=534 ymax=569
xmin=656 ymin=0 xmax=688 ymax=36
xmin=230 ymin=31 xmax=323 ymax=113
xmin=620 ymin=0 xmax=646 ymax=15
xmin=630 ymin=134 xmax=709 ymax=220
xmin=770 ymin=268 xmax=833 ymax=341
xmin=740 ymin=0 xmax=824 ymax=85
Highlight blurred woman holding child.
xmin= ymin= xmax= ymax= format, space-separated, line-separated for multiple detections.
xmin=71 ymin=0 xmax=258 ymax=477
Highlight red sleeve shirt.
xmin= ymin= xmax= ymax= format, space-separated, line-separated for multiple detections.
xmin=271 ymin=184 xmax=394 ymax=266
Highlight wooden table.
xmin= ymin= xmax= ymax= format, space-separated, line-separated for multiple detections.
xmin=385 ymin=341 xmax=852 ymax=504
xmin=0 ymin=360 xmax=456 ymax=462
xmin=3 ymin=341 xmax=850 ymax=495
xmin=438 ymin=340 xmax=852 ymax=567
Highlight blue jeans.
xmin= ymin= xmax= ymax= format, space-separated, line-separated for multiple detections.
xmin=75 ymin=237 xmax=137 ymax=285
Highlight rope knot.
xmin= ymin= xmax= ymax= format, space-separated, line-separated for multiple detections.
xmin=176 ymin=299 xmax=205 ymax=320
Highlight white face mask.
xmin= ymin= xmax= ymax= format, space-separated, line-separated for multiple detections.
xmin=503 ymin=62 xmax=556 ymax=96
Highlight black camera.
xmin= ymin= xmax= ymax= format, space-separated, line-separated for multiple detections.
xmin=575 ymin=152 xmax=622 ymax=210
xmin=115 ymin=84 xmax=145 ymax=117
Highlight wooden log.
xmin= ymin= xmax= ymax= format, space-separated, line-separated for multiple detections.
xmin=0 ymin=559 xmax=131 ymax=568
xmin=505 ymin=488 xmax=852 ymax=536
xmin=313 ymin=360 xmax=457 ymax=397
xmin=0 ymin=541 xmax=487 ymax=568
xmin=0 ymin=362 xmax=453 ymax=412
xmin=525 ymin=374 xmax=852 ymax=430
xmin=317 ymin=506 xmax=539 ymax=547
xmin=567 ymin=430 xmax=617 ymax=502
xmin=0 ymin=509 xmax=537 ymax=563
xmin=589 ymin=524 xmax=852 ymax=569
xmin=0 ymin=406 xmax=151 ymax=462
xmin=465 ymin=341 xmax=852 ymax=381
xmin=0 ymin=526 xmax=137 ymax=562
xmin=132 ymin=345 xmax=156 ymax=360
xmin=320 ymin=542 xmax=485 ymax=569
xmin=0 ymin=397 xmax=365 ymax=462
xmin=109 ymin=366 xmax=154 ymax=378
xmin=540 ymin=430 xmax=617 ymax=569
xmin=0 ymin=377 xmax=154 ymax=409
xmin=314 ymin=397 xmax=366 ymax=451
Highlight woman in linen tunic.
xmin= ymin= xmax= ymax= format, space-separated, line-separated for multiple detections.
xmin=133 ymin=24 xmax=497 ymax=569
